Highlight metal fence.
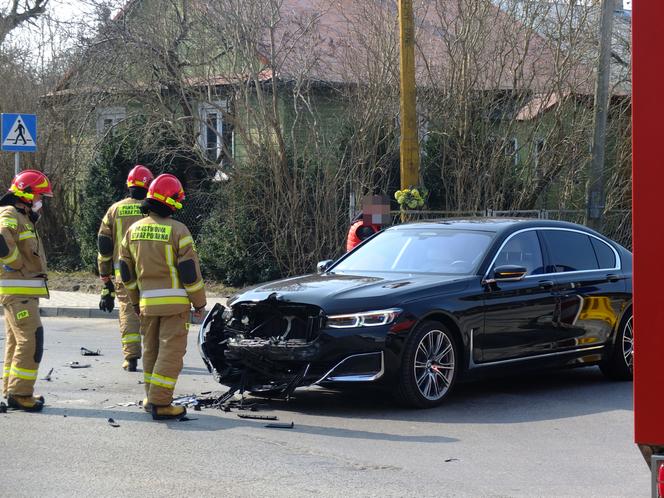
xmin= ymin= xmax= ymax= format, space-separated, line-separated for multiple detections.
xmin=172 ymin=191 xmax=216 ymax=239
xmin=390 ymin=209 xmax=632 ymax=250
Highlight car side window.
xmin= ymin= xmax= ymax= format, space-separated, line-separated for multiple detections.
xmin=541 ymin=230 xmax=599 ymax=272
xmin=493 ymin=231 xmax=544 ymax=276
xmin=591 ymin=237 xmax=617 ymax=269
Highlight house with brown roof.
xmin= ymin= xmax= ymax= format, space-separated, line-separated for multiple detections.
xmin=45 ymin=0 xmax=621 ymax=212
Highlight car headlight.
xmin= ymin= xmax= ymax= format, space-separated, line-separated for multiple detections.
xmin=326 ymin=308 xmax=402 ymax=329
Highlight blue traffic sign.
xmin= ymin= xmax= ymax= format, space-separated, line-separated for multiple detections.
xmin=1 ymin=113 xmax=37 ymax=152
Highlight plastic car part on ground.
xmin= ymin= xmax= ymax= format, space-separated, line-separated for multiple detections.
xmin=67 ymin=362 xmax=91 ymax=368
xmin=80 ymin=347 xmax=102 ymax=356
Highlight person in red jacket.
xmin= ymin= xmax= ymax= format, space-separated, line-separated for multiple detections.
xmin=346 ymin=212 xmax=380 ymax=252
xmin=346 ymin=194 xmax=391 ymax=252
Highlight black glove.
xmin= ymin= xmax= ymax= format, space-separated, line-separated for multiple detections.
xmin=99 ymin=279 xmax=116 ymax=313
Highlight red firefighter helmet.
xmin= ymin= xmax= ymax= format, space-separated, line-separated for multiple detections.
xmin=147 ymin=174 xmax=185 ymax=211
xmin=9 ymin=170 xmax=53 ymax=201
xmin=126 ymin=165 xmax=154 ymax=189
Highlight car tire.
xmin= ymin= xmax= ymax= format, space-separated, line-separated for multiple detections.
xmin=600 ymin=310 xmax=633 ymax=381
xmin=395 ymin=320 xmax=459 ymax=408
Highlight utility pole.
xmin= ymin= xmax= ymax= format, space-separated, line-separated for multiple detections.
xmin=587 ymin=0 xmax=615 ymax=232
xmin=398 ymin=0 xmax=420 ymax=190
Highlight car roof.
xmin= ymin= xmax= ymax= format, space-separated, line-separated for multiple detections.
xmin=387 ymin=218 xmax=599 ymax=237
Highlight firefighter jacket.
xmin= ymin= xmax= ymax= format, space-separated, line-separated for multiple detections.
xmin=119 ymin=213 xmax=206 ymax=316
xmin=0 ymin=205 xmax=48 ymax=300
xmin=97 ymin=198 xmax=144 ymax=280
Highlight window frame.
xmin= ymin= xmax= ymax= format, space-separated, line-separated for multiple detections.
xmin=198 ymin=101 xmax=232 ymax=162
xmin=96 ymin=106 xmax=126 ymax=136
xmin=483 ymin=227 xmax=621 ymax=281
xmin=491 ymin=229 xmax=546 ymax=276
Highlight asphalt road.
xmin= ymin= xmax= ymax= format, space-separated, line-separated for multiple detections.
xmin=0 ymin=318 xmax=649 ymax=497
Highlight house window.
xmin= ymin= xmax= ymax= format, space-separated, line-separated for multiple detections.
xmin=96 ymin=107 xmax=126 ymax=136
xmin=199 ymin=101 xmax=233 ymax=163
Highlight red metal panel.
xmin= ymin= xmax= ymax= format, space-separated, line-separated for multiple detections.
xmin=633 ymin=2 xmax=664 ymax=446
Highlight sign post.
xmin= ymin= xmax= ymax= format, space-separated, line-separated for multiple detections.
xmin=1 ymin=113 xmax=38 ymax=175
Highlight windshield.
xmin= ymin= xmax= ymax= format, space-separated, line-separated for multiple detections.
xmin=333 ymin=228 xmax=495 ymax=275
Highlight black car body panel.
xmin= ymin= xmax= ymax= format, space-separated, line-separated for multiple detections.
xmin=199 ymin=219 xmax=633 ymax=400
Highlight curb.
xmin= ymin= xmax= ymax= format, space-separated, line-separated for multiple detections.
xmin=41 ymin=307 xmax=120 ymax=319
xmin=0 ymin=307 xmax=119 ymax=319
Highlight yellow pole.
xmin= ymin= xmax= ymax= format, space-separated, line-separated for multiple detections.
xmin=398 ymin=0 xmax=420 ymax=190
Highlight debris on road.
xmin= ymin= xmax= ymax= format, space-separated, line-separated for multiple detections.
xmin=445 ymin=458 xmax=459 ymax=463
xmin=117 ymin=402 xmax=137 ymax=407
xmin=67 ymin=362 xmax=91 ymax=369
xmin=42 ymin=368 xmax=54 ymax=381
xmin=80 ymin=347 xmax=102 ymax=356
xmin=265 ymin=422 xmax=294 ymax=429
xmin=177 ymin=416 xmax=197 ymax=422
xmin=107 ymin=418 xmax=120 ymax=427
xmin=237 ymin=414 xmax=278 ymax=421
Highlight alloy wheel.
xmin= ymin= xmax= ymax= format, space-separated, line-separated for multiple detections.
xmin=622 ymin=315 xmax=633 ymax=369
xmin=413 ymin=329 xmax=455 ymax=401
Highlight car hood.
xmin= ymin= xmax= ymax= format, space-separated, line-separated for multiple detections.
xmin=230 ymin=272 xmax=473 ymax=314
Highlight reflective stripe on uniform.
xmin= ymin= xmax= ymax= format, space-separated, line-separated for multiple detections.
xmin=179 ymin=236 xmax=193 ymax=249
xmin=184 ymin=280 xmax=204 ymax=294
xmin=125 ymin=281 xmax=138 ymax=290
xmin=115 ymin=218 xmax=123 ymax=255
xmin=139 ymin=289 xmax=188 ymax=306
xmin=122 ymin=333 xmax=141 ymax=344
xmin=144 ymin=372 xmax=152 ymax=384
xmin=18 ymin=231 xmax=36 ymax=241
xmin=141 ymin=289 xmax=187 ymax=298
xmin=3 ymin=365 xmax=10 ymax=378
xmin=140 ymin=296 xmax=190 ymax=307
xmin=165 ymin=245 xmax=180 ymax=289
xmin=0 ymin=278 xmax=47 ymax=296
xmin=148 ymin=372 xmax=177 ymax=389
xmin=0 ymin=218 xmax=18 ymax=229
xmin=10 ymin=365 xmax=38 ymax=380
xmin=98 ymin=254 xmax=113 ymax=262
xmin=0 ymin=246 xmax=19 ymax=265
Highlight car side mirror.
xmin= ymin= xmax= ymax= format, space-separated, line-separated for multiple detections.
xmin=317 ymin=260 xmax=334 ymax=273
xmin=493 ymin=265 xmax=527 ymax=281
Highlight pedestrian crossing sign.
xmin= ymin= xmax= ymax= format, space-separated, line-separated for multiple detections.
xmin=1 ymin=113 xmax=37 ymax=152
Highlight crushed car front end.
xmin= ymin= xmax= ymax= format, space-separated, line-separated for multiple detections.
xmin=198 ymin=294 xmax=406 ymax=396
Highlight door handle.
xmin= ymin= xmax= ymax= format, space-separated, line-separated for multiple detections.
xmin=538 ymin=280 xmax=554 ymax=289
xmin=606 ymin=274 xmax=621 ymax=283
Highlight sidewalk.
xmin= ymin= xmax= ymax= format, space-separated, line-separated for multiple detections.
xmin=1 ymin=290 xmax=227 ymax=319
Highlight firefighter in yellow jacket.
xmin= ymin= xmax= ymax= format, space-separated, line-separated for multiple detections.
xmin=97 ymin=165 xmax=154 ymax=372
xmin=0 ymin=170 xmax=53 ymax=412
xmin=119 ymin=174 xmax=206 ymax=420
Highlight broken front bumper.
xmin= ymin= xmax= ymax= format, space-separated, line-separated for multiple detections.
xmin=198 ymin=303 xmax=390 ymax=393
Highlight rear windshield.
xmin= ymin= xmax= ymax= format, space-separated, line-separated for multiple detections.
xmin=334 ymin=228 xmax=494 ymax=275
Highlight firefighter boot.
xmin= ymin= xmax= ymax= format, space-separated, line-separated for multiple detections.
xmin=142 ymin=398 xmax=153 ymax=412
xmin=7 ymin=394 xmax=44 ymax=412
xmin=151 ymin=404 xmax=186 ymax=420
xmin=122 ymin=358 xmax=138 ymax=372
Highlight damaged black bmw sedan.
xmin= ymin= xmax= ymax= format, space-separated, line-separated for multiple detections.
xmin=199 ymin=219 xmax=633 ymax=408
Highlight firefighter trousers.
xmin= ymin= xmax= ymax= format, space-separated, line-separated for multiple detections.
xmin=116 ymin=281 xmax=141 ymax=360
xmin=2 ymin=297 xmax=43 ymax=397
xmin=141 ymin=312 xmax=189 ymax=406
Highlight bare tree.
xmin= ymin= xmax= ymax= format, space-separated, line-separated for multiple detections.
xmin=0 ymin=0 xmax=50 ymax=46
